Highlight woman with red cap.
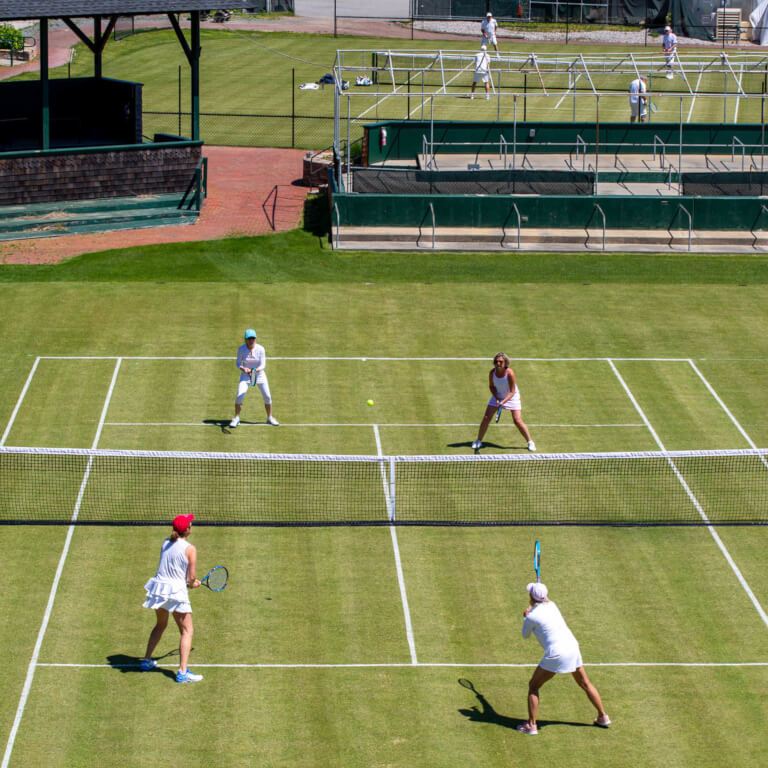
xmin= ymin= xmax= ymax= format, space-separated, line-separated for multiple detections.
xmin=140 ymin=513 xmax=203 ymax=683
xmin=517 ymin=582 xmax=610 ymax=735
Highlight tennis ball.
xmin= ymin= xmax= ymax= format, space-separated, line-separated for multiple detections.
xmin=367 ymin=399 xmax=374 ymax=406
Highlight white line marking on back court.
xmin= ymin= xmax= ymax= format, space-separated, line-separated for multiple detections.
xmin=608 ymin=359 xmax=768 ymax=630
xmin=374 ymin=424 xmax=418 ymax=665
xmin=37 ymin=355 xmax=697 ymax=362
xmin=2 ymin=358 xmax=122 ymax=768
xmin=688 ymin=359 xmax=768 ymax=470
xmin=36 ymin=660 xmax=768 ymax=669
xmin=0 ymin=357 xmax=40 ymax=446
xmin=104 ymin=421 xmax=645 ymax=429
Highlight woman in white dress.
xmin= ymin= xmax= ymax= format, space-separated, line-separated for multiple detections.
xmin=518 ymin=582 xmax=610 ymax=735
xmin=140 ymin=513 xmax=203 ymax=683
xmin=472 ymin=353 xmax=535 ymax=452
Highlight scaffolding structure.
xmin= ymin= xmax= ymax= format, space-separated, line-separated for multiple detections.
xmin=331 ymin=48 xmax=768 ymax=170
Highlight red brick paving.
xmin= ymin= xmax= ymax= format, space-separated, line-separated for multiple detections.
xmin=0 ymin=146 xmax=310 ymax=264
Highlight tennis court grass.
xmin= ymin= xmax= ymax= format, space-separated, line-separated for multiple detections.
xmin=9 ymin=27 xmax=761 ymax=147
xmin=1 ymin=244 xmax=767 ymax=766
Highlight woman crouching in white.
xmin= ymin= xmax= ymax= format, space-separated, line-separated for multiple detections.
xmin=518 ymin=582 xmax=610 ymax=735
xmin=140 ymin=513 xmax=203 ymax=683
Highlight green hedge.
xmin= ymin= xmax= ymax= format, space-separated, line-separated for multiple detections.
xmin=0 ymin=24 xmax=23 ymax=52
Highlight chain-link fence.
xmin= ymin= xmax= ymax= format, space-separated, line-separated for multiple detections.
xmin=144 ymin=110 xmax=384 ymax=151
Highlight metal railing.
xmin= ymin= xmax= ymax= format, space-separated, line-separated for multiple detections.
xmin=333 ymin=202 xmax=340 ymax=249
xmin=417 ymin=202 xmax=436 ymax=249
xmin=502 ymin=202 xmax=522 ymax=250
xmin=751 ymin=204 xmax=768 ymax=249
xmin=670 ymin=203 xmax=693 ymax=251
xmin=586 ymin=203 xmax=606 ymax=250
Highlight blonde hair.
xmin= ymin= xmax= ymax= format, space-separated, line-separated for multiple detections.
xmin=493 ymin=352 xmax=510 ymax=368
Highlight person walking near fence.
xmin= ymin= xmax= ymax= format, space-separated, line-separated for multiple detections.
xmin=471 ymin=45 xmax=492 ymax=100
xmin=629 ymin=74 xmax=647 ymax=122
xmin=662 ymin=25 xmax=678 ymax=79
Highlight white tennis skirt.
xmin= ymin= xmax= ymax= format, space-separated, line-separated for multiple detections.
xmin=489 ymin=392 xmax=521 ymax=410
xmin=143 ymin=577 xmax=192 ymax=614
xmin=539 ymin=644 xmax=583 ymax=674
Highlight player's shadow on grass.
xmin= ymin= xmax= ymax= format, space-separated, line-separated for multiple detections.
xmin=203 ymin=418 xmax=259 ymax=434
xmin=106 ymin=652 xmax=180 ymax=680
xmin=447 ymin=441 xmax=525 ymax=451
xmin=458 ymin=689 xmax=591 ymax=732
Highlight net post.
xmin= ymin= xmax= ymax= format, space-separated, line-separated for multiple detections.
xmin=389 ymin=456 xmax=396 ymax=522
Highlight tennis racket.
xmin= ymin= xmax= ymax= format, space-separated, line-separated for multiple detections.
xmin=533 ymin=541 xmax=541 ymax=583
xmin=458 ymin=678 xmax=479 ymax=694
xmin=201 ymin=565 xmax=228 ymax=592
xmin=494 ymin=404 xmax=503 ymax=423
xmin=649 ymin=101 xmax=658 ymax=113
xmin=249 ymin=368 xmax=257 ymax=387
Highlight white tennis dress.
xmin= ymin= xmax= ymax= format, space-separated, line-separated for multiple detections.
xmin=488 ymin=369 xmax=521 ymax=410
xmin=522 ymin=600 xmax=583 ymax=673
xmin=143 ymin=537 xmax=192 ymax=613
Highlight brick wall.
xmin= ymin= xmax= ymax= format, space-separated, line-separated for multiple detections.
xmin=0 ymin=144 xmax=202 ymax=206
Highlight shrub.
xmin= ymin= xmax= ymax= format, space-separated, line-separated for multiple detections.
xmin=0 ymin=24 xmax=24 ymax=52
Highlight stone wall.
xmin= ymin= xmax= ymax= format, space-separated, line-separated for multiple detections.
xmin=0 ymin=144 xmax=202 ymax=206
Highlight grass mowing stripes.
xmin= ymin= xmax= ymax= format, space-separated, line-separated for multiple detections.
xmin=0 ymin=244 xmax=767 ymax=766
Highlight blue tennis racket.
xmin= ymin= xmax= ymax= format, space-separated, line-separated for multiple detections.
xmin=201 ymin=566 xmax=228 ymax=592
xmin=533 ymin=541 xmax=541 ymax=583
xmin=495 ymin=404 xmax=503 ymax=423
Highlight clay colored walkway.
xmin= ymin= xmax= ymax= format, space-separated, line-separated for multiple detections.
xmin=0 ymin=146 xmax=310 ymax=264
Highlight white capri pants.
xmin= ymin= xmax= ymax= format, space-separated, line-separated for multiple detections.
xmin=236 ymin=372 xmax=272 ymax=405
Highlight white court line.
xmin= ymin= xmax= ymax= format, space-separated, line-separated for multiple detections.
xmin=687 ymin=359 xmax=768 ymax=470
xmin=36 ymin=355 xmax=696 ymax=362
xmin=608 ymin=359 xmax=768 ymax=630
xmin=2 ymin=358 xmax=122 ymax=768
xmin=104 ymin=421 xmax=644 ymax=428
xmin=0 ymin=357 xmax=39 ymax=446
xmin=374 ymin=424 xmax=418 ymax=665
xmin=36 ymin=661 xmax=768 ymax=669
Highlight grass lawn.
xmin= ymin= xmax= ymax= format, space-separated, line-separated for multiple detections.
xmin=8 ymin=26 xmax=763 ymax=147
xmin=0 ymin=238 xmax=767 ymax=765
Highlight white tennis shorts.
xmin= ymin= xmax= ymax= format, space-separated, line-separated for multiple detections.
xmin=481 ymin=34 xmax=497 ymax=45
xmin=630 ymin=100 xmax=647 ymax=118
xmin=473 ymin=72 xmax=490 ymax=84
xmin=236 ymin=372 xmax=272 ymax=405
xmin=539 ymin=644 xmax=583 ymax=674
xmin=489 ymin=391 xmax=521 ymax=410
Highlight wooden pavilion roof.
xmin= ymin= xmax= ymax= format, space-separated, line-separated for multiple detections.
xmin=0 ymin=2 xmax=234 ymax=20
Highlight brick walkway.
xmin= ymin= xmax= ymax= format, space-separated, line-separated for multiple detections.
xmin=0 ymin=146 xmax=310 ymax=264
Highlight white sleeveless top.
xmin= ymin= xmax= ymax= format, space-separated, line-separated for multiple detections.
xmin=492 ymin=369 xmax=512 ymax=398
xmin=155 ymin=538 xmax=190 ymax=582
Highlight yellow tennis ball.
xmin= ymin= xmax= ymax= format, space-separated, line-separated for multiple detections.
xmin=367 ymin=399 xmax=374 ymax=406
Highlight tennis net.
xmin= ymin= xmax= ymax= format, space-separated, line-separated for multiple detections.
xmin=1 ymin=446 xmax=766 ymax=526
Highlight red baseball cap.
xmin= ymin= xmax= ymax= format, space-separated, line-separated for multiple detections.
xmin=172 ymin=514 xmax=194 ymax=534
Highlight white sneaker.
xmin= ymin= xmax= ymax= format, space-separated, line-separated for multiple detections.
xmin=471 ymin=439 xmax=481 ymax=451
xmin=485 ymin=94 xmax=490 ymax=100
xmin=527 ymin=441 xmax=536 ymax=452
xmin=229 ymin=416 xmax=240 ymax=428
xmin=666 ymin=72 xmax=673 ymax=79
xmin=175 ymin=669 xmax=203 ymax=683
xmin=267 ymin=415 xmax=279 ymax=426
